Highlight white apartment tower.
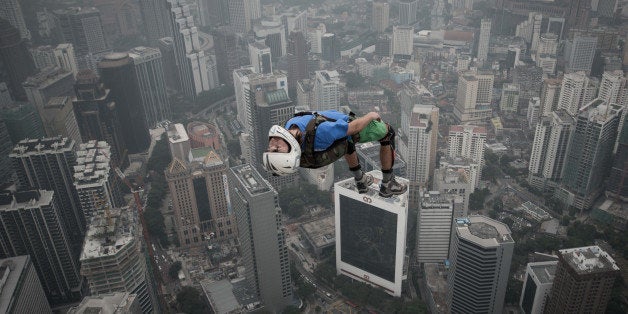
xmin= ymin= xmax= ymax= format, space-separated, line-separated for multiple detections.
xmin=167 ymin=123 xmax=191 ymax=161
xmin=335 ymin=171 xmax=409 ymax=297
xmin=403 ymin=105 xmax=438 ymax=207
xmin=372 ymin=2 xmax=390 ymax=33
xmin=313 ymin=70 xmax=340 ymax=111
xmin=447 ymin=216 xmax=514 ymax=314
xmin=477 ymin=19 xmax=491 ymax=63
xmin=168 ymin=0 xmax=210 ymax=98
xmin=233 ymin=66 xmax=256 ymax=132
xmin=248 ymin=42 xmax=272 ymax=74
xmin=433 ymin=157 xmax=479 ymax=217
xmin=417 ymin=191 xmax=454 ymax=265
xmin=539 ymin=78 xmax=562 ymax=117
xmin=557 ymin=72 xmax=597 ymax=116
xmin=454 ymin=70 xmax=494 ymax=122
xmin=519 ymin=260 xmax=558 ymax=314
xmin=392 ymin=26 xmax=414 ymax=57
xmin=448 ymin=125 xmax=486 ymax=186
xmin=598 ymin=70 xmax=626 ymax=105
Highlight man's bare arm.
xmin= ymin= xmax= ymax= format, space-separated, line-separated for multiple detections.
xmin=346 ymin=112 xmax=381 ymax=136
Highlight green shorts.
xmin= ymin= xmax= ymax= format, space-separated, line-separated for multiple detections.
xmin=357 ymin=120 xmax=388 ymax=143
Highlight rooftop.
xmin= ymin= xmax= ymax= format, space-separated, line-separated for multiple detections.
xmin=231 ymin=165 xmax=271 ymax=195
xmin=455 ymin=215 xmax=514 ymax=247
xmin=559 ymin=246 xmax=620 ymax=274
xmin=528 ymin=261 xmax=558 ymax=284
xmin=74 ymin=141 xmax=111 ymax=187
xmin=300 ymin=215 xmax=335 ymax=249
xmin=449 ymin=124 xmax=487 ymax=134
xmin=0 ymin=256 xmax=30 ymax=314
xmin=0 ymin=190 xmax=53 ymax=211
xmin=80 ymin=207 xmax=136 ymax=260
xmin=201 ymin=280 xmax=241 ymax=314
xmin=167 ymin=123 xmax=189 ymax=144
xmin=67 ymin=292 xmax=137 ymax=314
xmin=336 ymin=170 xmax=409 ymax=207
xmin=22 ymin=66 xmax=72 ymax=88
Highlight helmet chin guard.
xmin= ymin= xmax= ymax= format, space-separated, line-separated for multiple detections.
xmin=262 ymin=125 xmax=301 ymax=176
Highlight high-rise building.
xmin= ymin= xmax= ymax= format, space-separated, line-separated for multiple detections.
xmin=138 ymin=0 xmax=172 ymax=43
xmin=0 ymin=82 xmax=11 ymax=105
xmin=0 ymin=255 xmax=51 ymax=314
xmin=544 ymin=246 xmax=619 ymax=313
xmin=536 ymin=33 xmax=558 ymax=60
xmin=54 ymin=44 xmax=79 ymax=78
xmin=598 ymin=0 xmax=619 ymax=18
xmin=500 ymin=83 xmax=520 ymax=112
xmin=447 ymin=125 xmax=486 ymax=186
xmin=213 ymin=27 xmax=239 ymax=86
xmin=0 ymin=102 xmax=44 ymax=143
xmin=308 ymin=24 xmax=326 ymax=54
xmin=22 ymin=67 xmax=76 ymax=115
xmin=255 ymin=20 xmax=286 ymax=61
xmin=166 ymin=150 xmax=236 ymax=246
xmin=565 ymin=35 xmax=597 ymax=74
xmin=392 ymin=26 xmax=413 ymax=57
xmin=433 ymin=157 xmax=479 ymax=217
xmin=167 ymin=0 xmax=210 ymax=98
xmin=321 ymin=33 xmax=338 ymax=62
xmin=167 ymin=123 xmax=191 ymax=161
xmin=0 ymin=121 xmax=12 ymax=186
xmin=0 ymin=19 xmax=36 ymax=101
xmin=398 ymin=0 xmax=418 ymax=25
xmin=68 ymin=292 xmax=140 ymax=314
xmin=281 ymin=9 xmax=307 ymax=40
xmin=335 ymin=171 xmax=409 ymax=297
xmin=447 ymin=216 xmax=514 ymax=314
xmin=287 ymin=31 xmax=308 ymax=97
xmin=519 ymin=260 xmax=558 ymax=314
xmin=528 ymin=110 xmax=575 ymax=192
xmin=30 ymin=46 xmax=59 ymax=70
xmin=228 ymin=165 xmax=292 ymax=312
xmin=248 ymin=42 xmax=272 ymax=74
xmin=557 ymin=71 xmax=597 ymax=116
xmin=233 ymin=66 xmax=256 ymax=131
xmin=0 ymin=0 xmax=30 ymax=40
xmin=598 ymin=70 xmax=626 ymax=105
xmin=607 ymin=115 xmax=628 ymax=201
xmin=313 ymin=70 xmax=340 ymax=111
xmin=128 ymin=46 xmax=171 ymax=128
xmin=10 ymin=137 xmax=85 ymax=251
xmin=477 ymin=19 xmax=491 ymax=63
xmin=80 ymin=207 xmax=156 ymax=313
xmin=454 ymin=70 xmax=493 ymax=122
xmin=555 ymin=99 xmax=622 ymax=211
xmin=157 ymin=37 xmax=180 ymax=91
xmin=402 ymin=105 xmax=438 ymax=207
xmin=417 ymin=191 xmax=453 ymax=265
xmin=539 ymin=78 xmax=562 ymax=117
xmin=72 ymin=70 xmax=127 ymax=167
xmin=512 ymin=64 xmax=543 ymax=100
xmin=53 ymin=7 xmax=109 ymax=69
xmin=228 ymin=0 xmax=258 ymax=34
xmin=372 ymin=2 xmax=390 ymax=33
xmin=566 ymin=0 xmax=591 ymax=31
xmin=39 ymin=96 xmax=82 ymax=144
xmin=0 ymin=190 xmax=84 ymax=305
xmin=98 ymin=53 xmax=151 ymax=154
xmin=73 ymin=140 xmax=124 ymax=220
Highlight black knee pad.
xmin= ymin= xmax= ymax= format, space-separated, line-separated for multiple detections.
xmin=379 ymin=124 xmax=396 ymax=149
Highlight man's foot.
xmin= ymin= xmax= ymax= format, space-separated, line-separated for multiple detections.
xmin=356 ymin=173 xmax=373 ymax=193
xmin=379 ymin=178 xmax=407 ymax=197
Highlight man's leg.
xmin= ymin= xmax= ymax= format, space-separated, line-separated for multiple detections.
xmin=378 ymin=124 xmax=407 ymax=197
xmin=345 ymin=143 xmax=372 ymax=193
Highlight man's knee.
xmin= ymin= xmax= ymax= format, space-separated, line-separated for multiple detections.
xmin=379 ymin=124 xmax=395 ymax=147
xmin=346 ymin=141 xmax=356 ymax=154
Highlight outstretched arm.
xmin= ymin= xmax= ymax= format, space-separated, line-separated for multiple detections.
xmin=346 ymin=112 xmax=381 ymax=136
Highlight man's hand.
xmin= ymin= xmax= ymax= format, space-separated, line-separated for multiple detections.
xmin=347 ymin=112 xmax=382 ymax=136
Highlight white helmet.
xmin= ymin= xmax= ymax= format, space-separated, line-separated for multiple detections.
xmin=262 ymin=125 xmax=301 ymax=176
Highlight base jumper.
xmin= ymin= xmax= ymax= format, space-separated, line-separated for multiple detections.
xmin=263 ymin=110 xmax=407 ymax=197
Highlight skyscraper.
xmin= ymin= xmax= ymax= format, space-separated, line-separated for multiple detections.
xmin=565 ymin=35 xmax=597 ymax=74
xmin=500 ymin=83 xmax=520 ymax=112
xmin=544 ymin=246 xmax=619 ymax=313
xmin=392 ymin=26 xmax=413 ymax=57
xmin=0 ymin=255 xmax=51 ymax=314
xmin=321 ymin=33 xmax=338 ymax=62
xmin=0 ymin=0 xmax=31 ymax=40
xmin=39 ymin=96 xmax=82 ymax=144
xmin=447 ymin=216 xmax=514 ymax=314
xmin=454 ymin=70 xmax=493 ymax=122
xmin=73 ymin=140 xmax=124 ymax=220
xmin=0 ymin=190 xmax=84 ymax=305
xmin=80 ymin=207 xmax=156 ymax=313
xmin=447 ymin=125 xmax=486 ymax=186
xmin=233 ymin=66 xmax=256 ymax=131
xmin=228 ymin=0 xmax=259 ymax=34
xmin=213 ymin=27 xmax=239 ymax=86
xmin=54 ymin=44 xmax=79 ymax=78
xmin=335 ymin=171 xmax=409 ymax=297
xmin=607 ymin=115 xmax=628 ymax=201
xmin=402 ymin=105 xmax=437 ymax=207
xmin=555 ymin=99 xmax=622 ymax=211
xmin=556 ymin=71 xmax=597 ymax=116
xmin=477 ymin=19 xmax=491 ymax=63
xmin=0 ymin=102 xmax=44 ymax=143
xmin=519 ymin=260 xmax=558 ymax=314
xmin=527 ymin=110 xmax=575 ymax=191
xmin=98 ymin=53 xmax=151 ymax=154
xmin=167 ymin=123 xmax=191 ymax=161
xmin=372 ymin=2 xmax=390 ymax=33
xmin=22 ymin=67 xmax=76 ymax=115
xmin=248 ymin=42 xmax=272 ymax=74
xmin=539 ymin=78 xmax=562 ymax=117
xmin=287 ymin=31 xmax=308 ymax=97
xmin=598 ymin=70 xmax=626 ymax=105
xmin=0 ymin=19 xmax=36 ymax=101
xmin=416 ymin=191 xmax=453 ymax=265
xmin=167 ymin=0 xmax=210 ymax=98
xmin=313 ymin=70 xmax=340 ymax=111
xmin=53 ymin=7 xmax=109 ymax=69
xmin=128 ymin=46 xmax=171 ymax=128
xmin=566 ymin=0 xmax=591 ymax=31
xmin=10 ymin=137 xmax=85 ymax=252
xmin=0 ymin=120 xmax=12 ymax=187
xmin=138 ymin=0 xmax=172 ymax=43
xmin=72 ymin=70 xmax=127 ymax=167
xmin=228 ymin=165 xmax=292 ymax=312
xmin=398 ymin=0 xmax=418 ymax=25
xmin=433 ymin=157 xmax=479 ymax=217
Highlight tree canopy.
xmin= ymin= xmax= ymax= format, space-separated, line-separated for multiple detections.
xmin=176 ymin=286 xmax=209 ymax=314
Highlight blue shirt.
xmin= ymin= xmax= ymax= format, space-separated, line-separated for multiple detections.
xmin=284 ymin=110 xmax=350 ymax=151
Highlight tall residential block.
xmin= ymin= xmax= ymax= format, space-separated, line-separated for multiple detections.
xmin=167 ymin=0 xmax=210 ymax=98
xmin=73 ymin=140 xmax=124 ymax=220
xmin=55 ymin=43 xmax=79 ymax=77
xmin=598 ymin=70 xmax=626 ymax=105
xmin=433 ymin=157 xmax=479 ymax=217
xmin=555 ymin=99 xmax=622 ymax=211
xmin=129 ymin=46 xmax=171 ymax=127
xmin=313 ymin=70 xmax=340 ymax=111
xmin=0 ymin=190 xmax=84 ymax=305
xmin=454 ymin=70 xmax=493 ymax=122
xmin=398 ymin=0 xmax=418 ymax=25
xmin=447 ymin=216 xmax=514 ymax=314
xmin=519 ymin=260 xmax=557 ymax=314
xmin=0 ymin=0 xmax=31 ymax=40
xmin=0 ymin=19 xmax=36 ymax=101
xmin=98 ymin=53 xmax=151 ymax=154
xmin=372 ymin=2 xmax=390 ymax=33
xmin=447 ymin=125 xmax=486 ymax=186
xmin=0 ymin=255 xmax=51 ymax=313
xmin=539 ymin=78 xmax=562 ymax=117
xmin=10 ymin=137 xmax=85 ymax=253
xmin=477 ymin=19 xmax=491 ymax=63
xmin=557 ymin=71 xmax=597 ymax=116
xmin=72 ymin=70 xmax=127 ymax=167
xmin=544 ymin=246 xmax=619 ymax=313
xmin=335 ymin=171 xmax=409 ymax=297
xmin=417 ymin=191 xmax=453 ymax=265
xmin=52 ymin=7 xmax=109 ymax=69
xmin=228 ymin=165 xmax=292 ymax=312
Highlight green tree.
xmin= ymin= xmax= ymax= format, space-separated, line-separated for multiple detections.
xmin=469 ymin=188 xmax=490 ymax=211
xmin=345 ymin=72 xmax=366 ymax=88
xmin=296 ymin=281 xmax=316 ymax=299
xmin=168 ymin=261 xmax=182 ymax=279
xmin=144 ymin=207 xmax=168 ymax=246
xmin=176 ymin=286 xmax=209 ymax=314
xmin=505 ymin=277 xmax=523 ymax=304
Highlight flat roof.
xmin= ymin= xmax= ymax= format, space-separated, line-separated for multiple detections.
xmin=0 ymin=256 xmax=29 ymax=314
xmin=201 ymin=280 xmax=241 ymax=314
xmin=559 ymin=246 xmax=619 ymax=274
xmin=230 ymin=165 xmax=271 ymax=195
xmin=529 ymin=261 xmax=557 ymax=284
xmin=80 ymin=207 xmax=135 ymax=260
xmin=300 ymin=216 xmax=335 ymax=249
xmin=168 ymin=123 xmax=189 ymax=144
xmin=455 ymin=215 xmax=513 ymax=247
xmin=74 ymin=141 xmax=111 ymax=187
xmin=336 ymin=170 xmax=409 ymax=207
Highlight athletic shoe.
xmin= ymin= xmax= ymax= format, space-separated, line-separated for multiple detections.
xmin=379 ymin=177 xmax=407 ymax=197
xmin=356 ymin=173 xmax=373 ymax=193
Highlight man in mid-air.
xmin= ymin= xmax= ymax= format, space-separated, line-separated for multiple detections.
xmin=263 ymin=110 xmax=406 ymax=197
